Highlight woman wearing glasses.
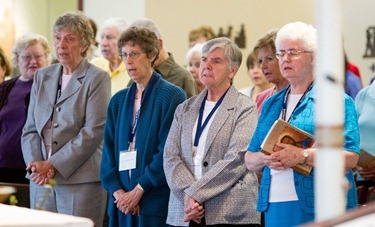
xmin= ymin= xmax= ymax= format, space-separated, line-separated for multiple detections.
xmin=22 ymin=12 xmax=111 ymax=226
xmin=245 ymin=22 xmax=359 ymax=227
xmin=0 ymin=34 xmax=50 ymax=207
xmin=100 ymin=26 xmax=186 ymax=227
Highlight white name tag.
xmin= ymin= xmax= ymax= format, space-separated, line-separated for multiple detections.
xmin=119 ymin=150 xmax=137 ymax=171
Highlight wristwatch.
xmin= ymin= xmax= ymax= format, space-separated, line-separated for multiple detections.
xmin=301 ymin=149 xmax=309 ymax=165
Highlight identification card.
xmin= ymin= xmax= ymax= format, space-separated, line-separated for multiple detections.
xmin=119 ymin=149 xmax=137 ymax=171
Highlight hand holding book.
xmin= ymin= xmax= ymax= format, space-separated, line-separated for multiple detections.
xmin=261 ymin=120 xmax=315 ymax=176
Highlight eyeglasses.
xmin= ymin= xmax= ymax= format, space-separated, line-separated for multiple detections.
xmin=53 ymin=34 xmax=77 ymax=45
xmin=275 ymin=49 xmax=312 ymax=59
xmin=119 ymin=52 xmax=146 ymax=60
xmin=20 ymin=54 xmax=45 ymax=62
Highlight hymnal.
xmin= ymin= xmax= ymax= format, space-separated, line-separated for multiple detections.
xmin=261 ymin=119 xmax=315 ymax=176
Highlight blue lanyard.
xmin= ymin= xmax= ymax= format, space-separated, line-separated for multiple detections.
xmin=281 ymin=81 xmax=314 ymax=122
xmin=127 ymin=73 xmax=158 ymax=145
xmin=193 ymin=87 xmax=230 ymax=147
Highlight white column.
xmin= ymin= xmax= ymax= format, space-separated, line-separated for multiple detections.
xmin=314 ymin=0 xmax=346 ymax=222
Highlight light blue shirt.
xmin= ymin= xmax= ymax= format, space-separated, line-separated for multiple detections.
xmin=355 ymin=83 xmax=375 ymax=156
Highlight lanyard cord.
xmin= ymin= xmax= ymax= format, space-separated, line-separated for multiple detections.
xmin=127 ymin=74 xmax=158 ymax=145
xmin=193 ymin=87 xmax=230 ymax=147
xmin=281 ymin=81 xmax=314 ymax=122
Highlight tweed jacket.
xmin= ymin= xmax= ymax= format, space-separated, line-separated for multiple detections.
xmin=22 ymin=58 xmax=111 ymax=184
xmin=163 ymin=85 xmax=261 ymax=226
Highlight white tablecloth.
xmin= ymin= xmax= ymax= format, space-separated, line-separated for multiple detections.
xmin=0 ymin=204 xmax=94 ymax=226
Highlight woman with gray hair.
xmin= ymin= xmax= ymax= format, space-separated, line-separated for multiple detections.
xmin=91 ymin=17 xmax=129 ymax=95
xmin=164 ymin=37 xmax=260 ymax=226
xmin=21 ymin=12 xmax=111 ymax=226
xmin=245 ymin=22 xmax=359 ymax=227
xmin=0 ymin=34 xmax=50 ymax=194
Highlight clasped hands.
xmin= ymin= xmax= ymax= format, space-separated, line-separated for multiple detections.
xmin=26 ymin=160 xmax=56 ymax=186
xmin=263 ymin=143 xmax=302 ymax=171
xmin=114 ymin=186 xmax=144 ymax=216
xmin=183 ymin=194 xmax=205 ymax=224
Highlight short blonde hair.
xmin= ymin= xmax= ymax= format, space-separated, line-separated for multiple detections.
xmin=11 ymin=33 xmax=52 ymax=66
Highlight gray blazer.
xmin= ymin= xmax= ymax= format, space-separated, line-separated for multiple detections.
xmin=22 ymin=58 xmax=111 ymax=184
xmin=163 ymin=85 xmax=260 ymax=226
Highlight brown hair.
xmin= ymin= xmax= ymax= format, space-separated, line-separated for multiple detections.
xmin=253 ymin=30 xmax=278 ymax=57
xmin=246 ymin=52 xmax=258 ymax=70
xmin=118 ymin=27 xmax=160 ymax=67
xmin=189 ymin=26 xmax=216 ymax=43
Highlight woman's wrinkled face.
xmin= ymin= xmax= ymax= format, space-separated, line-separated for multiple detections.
xmin=18 ymin=43 xmax=48 ymax=81
xmin=199 ymin=48 xmax=234 ymax=90
xmin=100 ymin=27 xmax=120 ymax=62
xmin=257 ymin=47 xmax=283 ymax=84
xmin=277 ymin=39 xmax=313 ymax=82
xmin=121 ymin=43 xmax=154 ymax=85
xmin=53 ymin=28 xmax=85 ymax=68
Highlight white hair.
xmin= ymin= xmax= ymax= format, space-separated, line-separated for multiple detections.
xmin=129 ymin=18 xmax=162 ymax=39
xmin=100 ymin=17 xmax=128 ymax=35
xmin=275 ymin=21 xmax=317 ymax=51
xmin=185 ymin=43 xmax=205 ymax=61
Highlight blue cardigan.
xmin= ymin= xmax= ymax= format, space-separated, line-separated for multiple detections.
xmin=100 ymin=72 xmax=186 ymax=224
xmin=248 ymin=86 xmax=359 ymax=213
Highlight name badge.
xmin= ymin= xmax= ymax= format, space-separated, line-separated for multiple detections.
xmin=119 ymin=149 xmax=137 ymax=171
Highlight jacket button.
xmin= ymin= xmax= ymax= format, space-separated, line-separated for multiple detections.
xmin=53 ymin=141 xmax=58 ymax=146
xmin=53 ymin=123 xmax=58 ymax=128
xmin=203 ymin=161 xmax=208 ymax=167
xmin=56 ymin=107 xmax=61 ymax=112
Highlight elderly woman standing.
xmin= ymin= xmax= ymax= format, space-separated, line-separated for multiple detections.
xmin=21 ymin=12 xmax=111 ymax=226
xmin=164 ymin=37 xmax=260 ymax=226
xmin=100 ymin=27 xmax=186 ymax=226
xmin=245 ymin=22 xmax=359 ymax=227
xmin=0 ymin=34 xmax=50 ymax=188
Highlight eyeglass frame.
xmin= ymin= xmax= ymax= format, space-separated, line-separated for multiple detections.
xmin=20 ymin=54 xmax=45 ymax=62
xmin=119 ymin=51 xmax=147 ymax=60
xmin=275 ymin=49 xmax=312 ymax=59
